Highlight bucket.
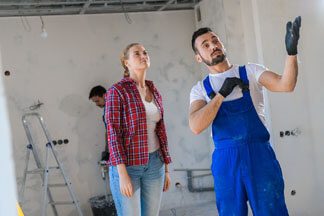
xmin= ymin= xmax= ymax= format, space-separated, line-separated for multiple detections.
xmin=89 ymin=194 xmax=117 ymax=216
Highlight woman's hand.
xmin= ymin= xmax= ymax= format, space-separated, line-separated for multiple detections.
xmin=163 ymin=172 xmax=171 ymax=192
xmin=117 ymin=164 xmax=133 ymax=197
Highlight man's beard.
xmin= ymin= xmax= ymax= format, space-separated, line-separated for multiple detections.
xmin=201 ymin=53 xmax=226 ymax=66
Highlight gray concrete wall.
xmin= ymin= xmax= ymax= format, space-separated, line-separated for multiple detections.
xmin=2 ymin=0 xmax=323 ymax=214
xmin=0 ymin=11 xmax=215 ymax=215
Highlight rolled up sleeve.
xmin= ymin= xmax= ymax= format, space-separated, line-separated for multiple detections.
xmin=105 ymin=87 xmax=127 ymax=165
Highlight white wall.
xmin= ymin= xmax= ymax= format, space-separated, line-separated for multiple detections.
xmin=0 ymin=11 xmax=216 ymax=215
xmin=197 ymin=0 xmax=324 ymax=215
xmin=0 ymin=49 xmax=18 ymax=216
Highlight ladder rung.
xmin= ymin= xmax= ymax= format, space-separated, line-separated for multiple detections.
xmin=49 ymin=201 xmax=75 ymax=205
xmin=26 ymin=168 xmax=44 ymax=174
xmin=48 ymin=166 xmax=60 ymax=170
xmin=26 ymin=166 xmax=59 ymax=174
xmin=48 ymin=183 xmax=67 ymax=187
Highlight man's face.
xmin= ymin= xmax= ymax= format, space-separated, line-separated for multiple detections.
xmin=194 ymin=32 xmax=226 ymax=66
xmin=91 ymin=96 xmax=105 ymax=108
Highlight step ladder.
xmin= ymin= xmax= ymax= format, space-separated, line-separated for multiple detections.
xmin=19 ymin=112 xmax=83 ymax=216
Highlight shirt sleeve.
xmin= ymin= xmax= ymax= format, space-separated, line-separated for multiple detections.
xmin=189 ymin=81 xmax=207 ymax=104
xmin=248 ymin=63 xmax=268 ymax=85
xmin=105 ymin=86 xmax=127 ymax=165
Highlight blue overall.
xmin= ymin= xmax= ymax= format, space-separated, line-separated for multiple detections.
xmin=203 ymin=66 xmax=289 ymax=216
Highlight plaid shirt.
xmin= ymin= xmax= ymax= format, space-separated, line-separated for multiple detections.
xmin=105 ymin=77 xmax=172 ymax=166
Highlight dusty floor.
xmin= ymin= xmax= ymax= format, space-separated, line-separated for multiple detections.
xmin=159 ymin=201 xmax=217 ymax=216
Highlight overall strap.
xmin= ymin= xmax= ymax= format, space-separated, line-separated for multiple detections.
xmin=203 ymin=76 xmax=216 ymax=99
xmin=239 ymin=65 xmax=249 ymax=85
xmin=239 ymin=66 xmax=250 ymax=93
xmin=102 ymin=105 xmax=107 ymax=129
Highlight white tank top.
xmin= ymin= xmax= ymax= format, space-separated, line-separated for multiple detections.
xmin=141 ymin=95 xmax=161 ymax=153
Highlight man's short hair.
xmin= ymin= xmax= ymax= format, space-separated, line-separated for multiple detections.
xmin=191 ymin=27 xmax=213 ymax=53
xmin=89 ymin=85 xmax=106 ymax=99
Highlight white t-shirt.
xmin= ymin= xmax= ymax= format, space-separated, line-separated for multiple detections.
xmin=141 ymin=97 xmax=161 ymax=153
xmin=190 ymin=63 xmax=267 ymax=125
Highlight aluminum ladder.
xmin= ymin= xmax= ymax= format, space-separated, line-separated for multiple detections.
xmin=19 ymin=112 xmax=83 ymax=216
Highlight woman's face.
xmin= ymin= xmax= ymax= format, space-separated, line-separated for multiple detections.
xmin=125 ymin=45 xmax=150 ymax=72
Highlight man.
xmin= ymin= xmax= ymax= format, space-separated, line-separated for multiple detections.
xmin=189 ymin=16 xmax=301 ymax=215
xmin=89 ymin=85 xmax=106 ymax=108
xmin=89 ymin=85 xmax=109 ymax=161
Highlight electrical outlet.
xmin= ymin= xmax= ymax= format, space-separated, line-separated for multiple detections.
xmin=52 ymin=138 xmax=69 ymax=145
xmin=279 ymin=128 xmax=301 ymax=138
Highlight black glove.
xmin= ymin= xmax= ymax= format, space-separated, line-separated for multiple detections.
xmin=285 ymin=16 xmax=301 ymax=55
xmin=218 ymin=77 xmax=244 ymax=98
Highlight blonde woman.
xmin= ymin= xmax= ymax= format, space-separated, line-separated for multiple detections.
xmin=105 ymin=43 xmax=172 ymax=216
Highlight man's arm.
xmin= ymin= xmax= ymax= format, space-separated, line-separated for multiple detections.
xmin=189 ymin=95 xmax=224 ymax=134
xmin=258 ymin=55 xmax=298 ymax=92
xmin=259 ymin=16 xmax=301 ymax=92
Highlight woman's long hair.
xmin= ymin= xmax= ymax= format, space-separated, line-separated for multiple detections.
xmin=120 ymin=43 xmax=140 ymax=78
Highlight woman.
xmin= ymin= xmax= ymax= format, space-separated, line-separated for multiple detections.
xmin=105 ymin=43 xmax=172 ymax=216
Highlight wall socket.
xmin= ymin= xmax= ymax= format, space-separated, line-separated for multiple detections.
xmin=52 ymin=139 xmax=69 ymax=145
xmin=279 ymin=128 xmax=301 ymax=138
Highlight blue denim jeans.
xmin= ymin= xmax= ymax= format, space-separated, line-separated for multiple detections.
xmin=109 ymin=150 xmax=165 ymax=216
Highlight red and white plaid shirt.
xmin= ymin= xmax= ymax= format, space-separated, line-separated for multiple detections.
xmin=105 ymin=77 xmax=172 ymax=166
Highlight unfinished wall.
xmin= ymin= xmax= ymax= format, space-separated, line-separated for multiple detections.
xmin=0 ymin=11 xmax=215 ymax=215
xmin=197 ymin=0 xmax=324 ymax=215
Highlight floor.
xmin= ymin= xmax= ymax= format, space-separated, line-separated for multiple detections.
xmin=159 ymin=201 xmax=217 ymax=216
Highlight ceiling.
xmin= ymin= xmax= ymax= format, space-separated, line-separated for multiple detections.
xmin=0 ymin=0 xmax=201 ymax=17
